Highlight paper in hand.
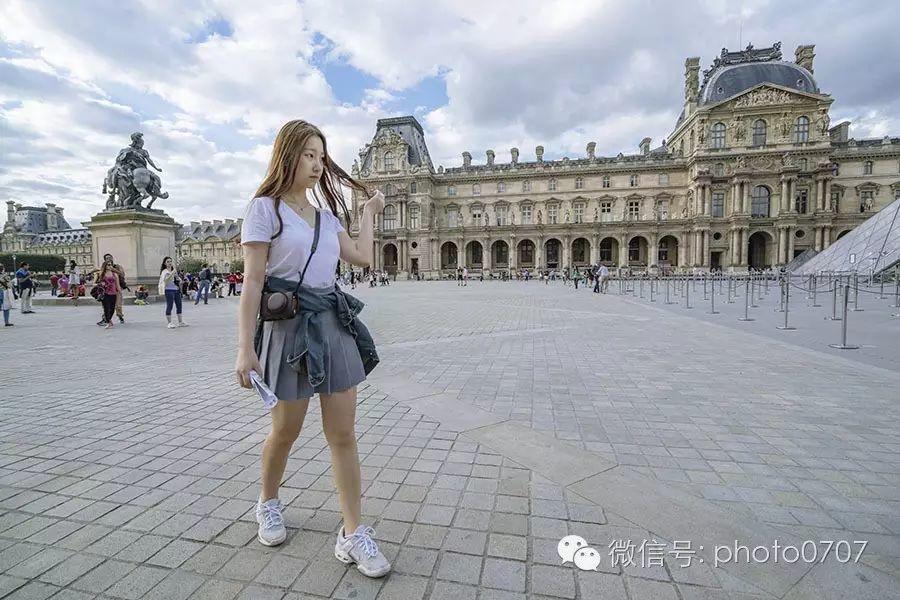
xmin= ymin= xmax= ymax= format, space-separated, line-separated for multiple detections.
xmin=249 ymin=370 xmax=278 ymax=409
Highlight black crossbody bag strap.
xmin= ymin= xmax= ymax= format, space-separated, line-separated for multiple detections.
xmin=294 ymin=210 xmax=321 ymax=293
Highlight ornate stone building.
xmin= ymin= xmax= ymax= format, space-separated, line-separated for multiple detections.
xmin=352 ymin=43 xmax=900 ymax=277
xmin=177 ymin=219 xmax=243 ymax=271
xmin=0 ymin=201 xmax=93 ymax=267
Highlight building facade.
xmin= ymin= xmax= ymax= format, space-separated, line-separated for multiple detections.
xmin=177 ymin=219 xmax=243 ymax=272
xmin=0 ymin=201 xmax=93 ymax=267
xmin=353 ymin=43 xmax=900 ymax=278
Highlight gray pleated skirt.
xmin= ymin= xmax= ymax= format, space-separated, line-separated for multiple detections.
xmin=257 ymin=285 xmax=366 ymax=400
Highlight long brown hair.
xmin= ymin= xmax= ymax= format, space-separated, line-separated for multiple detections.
xmin=254 ymin=120 xmax=367 ymax=239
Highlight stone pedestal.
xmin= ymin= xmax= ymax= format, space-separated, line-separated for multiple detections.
xmin=88 ymin=208 xmax=180 ymax=286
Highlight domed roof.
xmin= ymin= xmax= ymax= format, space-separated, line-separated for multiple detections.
xmin=701 ymin=61 xmax=818 ymax=105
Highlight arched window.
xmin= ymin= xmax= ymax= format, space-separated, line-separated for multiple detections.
xmin=383 ymin=205 xmax=397 ymax=230
xmin=548 ymin=178 xmax=557 ymax=191
xmin=752 ymin=119 xmax=767 ymax=146
xmin=575 ymin=177 xmax=584 ymax=190
xmin=497 ymin=181 xmax=506 ymax=193
xmin=750 ymin=186 xmax=770 ymax=218
xmin=863 ymin=161 xmax=873 ymax=175
xmin=711 ymin=123 xmax=726 ymax=148
xmin=794 ymin=116 xmax=810 ymax=143
xmin=383 ymin=151 xmax=395 ymax=170
xmin=410 ymin=181 xmax=418 ymax=194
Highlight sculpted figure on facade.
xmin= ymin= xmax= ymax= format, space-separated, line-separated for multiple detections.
xmin=103 ymin=132 xmax=169 ymax=210
xmin=730 ymin=117 xmax=746 ymax=141
xmin=816 ymin=109 xmax=830 ymax=136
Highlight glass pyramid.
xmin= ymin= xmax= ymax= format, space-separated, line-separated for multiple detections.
xmin=798 ymin=197 xmax=900 ymax=275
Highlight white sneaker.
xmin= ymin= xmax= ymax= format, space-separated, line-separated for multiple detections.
xmin=334 ymin=525 xmax=391 ymax=578
xmin=177 ymin=321 xmax=189 ymax=327
xmin=167 ymin=322 xmax=177 ymax=329
xmin=255 ymin=498 xmax=286 ymax=546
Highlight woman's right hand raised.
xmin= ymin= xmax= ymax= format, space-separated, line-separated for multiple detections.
xmin=235 ymin=347 xmax=263 ymax=389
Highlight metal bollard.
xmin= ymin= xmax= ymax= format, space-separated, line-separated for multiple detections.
xmin=807 ymin=274 xmax=814 ymax=301
xmin=738 ymin=277 xmax=754 ymax=321
xmin=727 ymin=275 xmax=735 ymax=303
xmin=777 ymin=274 xmax=796 ymax=330
xmin=703 ymin=274 xmax=708 ymax=300
xmin=765 ymin=272 xmax=770 ymax=295
xmin=650 ymin=278 xmax=656 ymax=302
xmin=708 ymin=278 xmax=719 ymax=314
xmin=685 ymin=277 xmax=692 ymax=309
xmin=827 ymin=278 xmax=842 ymax=321
xmin=879 ymin=272 xmax=885 ymax=300
xmin=811 ymin=274 xmax=821 ymax=307
xmin=829 ymin=284 xmax=860 ymax=350
xmin=776 ymin=275 xmax=786 ymax=313
xmin=665 ymin=277 xmax=674 ymax=304
xmin=750 ymin=274 xmax=759 ymax=308
xmin=851 ymin=272 xmax=863 ymax=312
xmin=639 ymin=276 xmax=645 ymax=298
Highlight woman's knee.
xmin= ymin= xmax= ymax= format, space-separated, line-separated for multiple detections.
xmin=268 ymin=421 xmax=301 ymax=446
xmin=324 ymin=425 xmax=357 ymax=450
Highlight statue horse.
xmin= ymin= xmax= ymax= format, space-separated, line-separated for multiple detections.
xmin=132 ymin=167 xmax=169 ymax=208
xmin=102 ymin=166 xmax=168 ymax=209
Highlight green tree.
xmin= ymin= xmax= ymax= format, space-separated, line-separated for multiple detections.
xmin=230 ymin=258 xmax=244 ymax=273
xmin=178 ymin=257 xmax=205 ymax=274
xmin=0 ymin=253 xmax=66 ymax=274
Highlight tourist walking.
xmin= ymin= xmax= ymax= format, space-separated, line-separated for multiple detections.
xmin=599 ymin=263 xmax=610 ymax=293
xmin=234 ymin=119 xmax=389 ymax=578
xmin=227 ymin=272 xmax=237 ymax=296
xmin=97 ymin=253 xmax=126 ymax=324
xmin=195 ymin=263 xmax=212 ymax=305
xmin=95 ymin=258 xmax=121 ymax=329
xmin=68 ymin=260 xmax=82 ymax=306
xmin=50 ymin=273 xmax=59 ymax=296
xmin=158 ymin=257 xmax=188 ymax=329
xmin=0 ymin=270 xmax=14 ymax=326
xmin=462 ymin=266 xmax=468 ymax=286
xmin=15 ymin=262 xmax=35 ymax=314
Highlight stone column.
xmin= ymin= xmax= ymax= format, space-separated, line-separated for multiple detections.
xmin=742 ymin=180 xmax=751 ymax=214
xmin=703 ymin=184 xmax=710 ymax=216
xmin=780 ymin=178 xmax=790 ymax=214
xmin=590 ymin=234 xmax=599 ymax=264
xmin=824 ymin=226 xmax=831 ymax=248
xmin=562 ymin=237 xmax=570 ymax=270
xmin=814 ymin=227 xmax=822 ymax=251
xmin=730 ymin=229 xmax=738 ymax=267
xmin=740 ymin=228 xmax=749 ymax=266
xmin=824 ymin=178 xmax=833 ymax=212
xmin=483 ymin=239 xmax=491 ymax=271
xmin=787 ymin=178 xmax=795 ymax=213
xmin=702 ymin=230 xmax=709 ymax=267
xmin=619 ymin=234 xmax=628 ymax=267
xmin=731 ymin=182 xmax=739 ymax=216
xmin=509 ymin=237 xmax=517 ymax=270
xmin=787 ymin=227 xmax=795 ymax=261
xmin=649 ymin=232 xmax=658 ymax=267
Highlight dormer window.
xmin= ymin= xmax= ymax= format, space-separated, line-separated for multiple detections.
xmin=383 ymin=151 xmax=395 ymax=171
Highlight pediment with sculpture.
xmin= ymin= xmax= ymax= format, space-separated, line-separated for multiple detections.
xmin=720 ymin=84 xmax=826 ymax=111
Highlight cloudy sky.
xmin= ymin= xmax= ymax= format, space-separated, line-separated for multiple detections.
xmin=2 ymin=0 xmax=898 ymax=229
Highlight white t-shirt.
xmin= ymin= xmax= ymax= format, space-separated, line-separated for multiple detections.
xmin=240 ymin=197 xmax=345 ymax=288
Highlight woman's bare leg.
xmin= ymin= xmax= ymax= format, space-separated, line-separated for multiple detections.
xmin=320 ymin=387 xmax=361 ymax=533
xmin=260 ymin=398 xmax=310 ymax=501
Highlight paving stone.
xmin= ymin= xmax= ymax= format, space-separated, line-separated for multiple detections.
xmin=480 ymin=557 xmax=527 ymax=592
xmin=442 ymin=528 xmax=487 ymax=555
xmin=235 ymin=584 xmax=286 ymax=600
xmin=104 ymin=565 xmax=169 ymax=599
xmin=291 ymin=557 xmax=346 ymax=596
xmin=253 ymin=554 xmax=308 ymax=588
xmin=147 ymin=538 xmax=205 ymax=568
xmin=143 ymin=569 xmax=206 ymax=600
xmin=394 ymin=546 xmax=438 ymax=576
xmin=530 ymin=564 xmax=577 ymax=598
xmin=218 ymin=548 xmax=274 ymax=581
xmin=182 ymin=544 xmax=238 ymax=575
xmin=70 ymin=559 xmax=136 ymax=593
xmin=37 ymin=553 xmax=105 ymax=587
xmin=488 ymin=533 xmax=528 ymax=561
xmin=332 ymin=568 xmax=384 ymax=600
xmin=189 ymin=579 xmax=244 ymax=600
xmin=436 ymin=552 xmax=482 ymax=585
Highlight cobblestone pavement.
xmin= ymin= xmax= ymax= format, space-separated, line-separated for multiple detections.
xmin=0 ymin=282 xmax=897 ymax=599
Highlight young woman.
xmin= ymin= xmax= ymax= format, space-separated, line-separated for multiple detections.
xmin=68 ymin=260 xmax=81 ymax=306
xmin=234 ymin=120 xmax=387 ymax=577
xmin=158 ymin=257 xmax=188 ymax=329
xmin=0 ymin=271 xmax=14 ymax=326
xmin=95 ymin=259 xmax=121 ymax=329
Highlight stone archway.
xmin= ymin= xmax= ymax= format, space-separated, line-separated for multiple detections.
xmin=545 ymin=238 xmax=562 ymax=269
xmin=440 ymin=241 xmax=458 ymax=269
xmin=517 ymin=239 xmax=536 ymax=267
xmin=628 ymin=235 xmax=649 ymax=265
xmin=748 ymin=231 xmax=774 ymax=269
xmin=598 ymin=237 xmax=619 ymax=265
xmin=491 ymin=240 xmax=509 ymax=266
xmin=836 ymin=229 xmax=852 ymax=240
xmin=382 ymin=243 xmax=398 ymax=274
xmin=465 ymin=240 xmax=483 ymax=268
xmin=657 ymin=235 xmax=679 ymax=266
xmin=571 ymin=237 xmax=590 ymax=266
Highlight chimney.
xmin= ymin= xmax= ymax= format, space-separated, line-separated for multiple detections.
xmin=510 ymin=147 xmax=519 ymax=165
xmin=6 ymin=201 xmax=15 ymax=223
xmin=462 ymin=151 xmax=472 ymax=168
xmin=535 ymin=145 xmax=544 ymax=162
xmin=486 ymin=149 xmax=495 ymax=167
xmin=586 ymin=142 xmax=596 ymax=159
xmin=795 ymin=44 xmax=815 ymax=73
xmin=639 ymin=137 xmax=652 ymax=155
xmin=830 ymin=121 xmax=850 ymax=143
